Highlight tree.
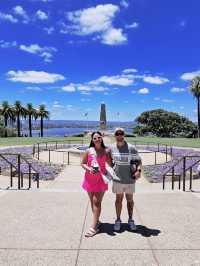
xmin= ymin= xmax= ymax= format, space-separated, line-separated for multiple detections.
xmin=36 ymin=104 xmax=49 ymax=137
xmin=26 ymin=103 xmax=37 ymax=137
xmin=135 ymin=109 xmax=197 ymax=137
xmin=189 ymin=76 xmax=200 ymax=138
xmin=0 ymin=101 xmax=14 ymax=137
xmin=13 ymin=101 xmax=26 ymax=137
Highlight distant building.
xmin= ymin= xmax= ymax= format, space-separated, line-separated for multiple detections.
xmin=100 ymin=104 xmax=106 ymax=130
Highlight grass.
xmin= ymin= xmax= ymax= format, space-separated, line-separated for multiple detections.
xmin=0 ymin=136 xmax=200 ymax=148
xmin=0 ymin=137 xmax=89 ymax=147
xmin=126 ymin=137 xmax=200 ymax=148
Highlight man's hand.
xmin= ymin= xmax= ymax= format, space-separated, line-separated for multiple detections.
xmin=134 ymin=169 xmax=142 ymax=180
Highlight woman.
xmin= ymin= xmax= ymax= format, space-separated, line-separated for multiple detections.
xmin=81 ymin=131 xmax=111 ymax=237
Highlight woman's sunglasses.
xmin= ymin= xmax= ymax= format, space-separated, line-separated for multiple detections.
xmin=93 ymin=136 xmax=102 ymax=141
xmin=115 ymin=132 xmax=124 ymax=136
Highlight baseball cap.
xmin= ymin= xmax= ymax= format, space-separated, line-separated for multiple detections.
xmin=114 ymin=127 xmax=125 ymax=135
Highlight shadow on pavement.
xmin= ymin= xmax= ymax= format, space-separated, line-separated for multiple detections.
xmin=99 ymin=223 xmax=161 ymax=237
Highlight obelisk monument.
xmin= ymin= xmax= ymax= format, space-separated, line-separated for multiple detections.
xmin=100 ymin=103 xmax=106 ymax=130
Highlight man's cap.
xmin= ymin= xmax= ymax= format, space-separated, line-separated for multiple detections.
xmin=114 ymin=127 xmax=125 ymax=135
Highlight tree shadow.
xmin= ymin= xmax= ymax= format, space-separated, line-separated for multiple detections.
xmin=98 ymin=222 xmax=161 ymax=237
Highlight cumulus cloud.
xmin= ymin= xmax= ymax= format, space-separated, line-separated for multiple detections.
xmin=101 ymin=28 xmax=127 ymax=45
xmin=170 ymin=87 xmax=185 ymax=93
xmin=122 ymin=68 xmax=138 ymax=74
xmin=138 ymin=88 xmax=149 ymax=94
xmin=143 ymin=75 xmax=169 ymax=84
xmin=120 ymin=0 xmax=129 ymax=8
xmin=181 ymin=70 xmax=200 ymax=81
xmin=0 ymin=12 xmax=18 ymax=23
xmin=44 ymin=26 xmax=54 ymax=34
xmin=13 ymin=6 xmax=29 ymax=23
xmin=62 ymin=83 xmax=76 ymax=92
xmin=90 ymin=74 xmax=134 ymax=86
xmin=62 ymin=4 xmax=127 ymax=45
xmin=125 ymin=22 xmax=139 ymax=29
xmin=36 ymin=10 xmax=48 ymax=20
xmin=0 ymin=40 xmax=17 ymax=48
xmin=19 ymin=44 xmax=57 ymax=62
xmin=7 ymin=70 xmax=65 ymax=84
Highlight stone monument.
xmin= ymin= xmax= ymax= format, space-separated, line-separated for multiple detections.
xmin=100 ymin=103 xmax=106 ymax=130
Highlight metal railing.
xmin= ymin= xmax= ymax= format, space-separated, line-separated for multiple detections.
xmin=0 ymin=153 xmax=39 ymax=190
xmin=162 ymin=155 xmax=200 ymax=191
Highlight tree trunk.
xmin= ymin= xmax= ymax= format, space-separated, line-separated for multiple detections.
xmin=4 ymin=115 xmax=8 ymax=138
xmin=198 ymin=96 xmax=200 ymax=138
xmin=17 ymin=113 xmax=20 ymax=137
xmin=29 ymin=114 xmax=32 ymax=137
xmin=41 ymin=117 xmax=43 ymax=137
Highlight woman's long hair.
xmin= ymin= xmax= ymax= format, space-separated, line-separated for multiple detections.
xmin=89 ymin=131 xmax=106 ymax=149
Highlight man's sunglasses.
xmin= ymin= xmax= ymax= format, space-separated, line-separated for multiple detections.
xmin=115 ymin=132 xmax=124 ymax=136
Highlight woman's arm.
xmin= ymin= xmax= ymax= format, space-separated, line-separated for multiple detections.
xmin=81 ymin=150 xmax=96 ymax=174
xmin=105 ymin=148 xmax=114 ymax=167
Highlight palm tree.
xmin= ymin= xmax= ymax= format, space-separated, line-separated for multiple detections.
xmin=189 ymin=76 xmax=200 ymax=138
xmin=26 ymin=103 xmax=37 ymax=137
xmin=36 ymin=104 xmax=49 ymax=137
xmin=13 ymin=101 xmax=26 ymax=137
xmin=0 ymin=101 xmax=14 ymax=137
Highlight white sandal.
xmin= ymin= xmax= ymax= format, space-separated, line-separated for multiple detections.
xmin=85 ymin=227 xmax=100 ymax=237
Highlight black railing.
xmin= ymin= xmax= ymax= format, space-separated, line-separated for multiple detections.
xmin=0 ymin=153 xmax=39 ymax=190
xmin=162 ymin=155 xmax=200 ymax=191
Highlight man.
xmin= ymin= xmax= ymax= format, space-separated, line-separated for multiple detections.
xmin=110 ymin=128 xmax=142 ymax=231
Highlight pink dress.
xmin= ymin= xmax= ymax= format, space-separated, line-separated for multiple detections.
xmin=82 ymin=151 xmax=108 ymax=192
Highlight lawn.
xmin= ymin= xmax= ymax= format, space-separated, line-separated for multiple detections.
xmin=0 ymin=137 xmax=89 ymax=147
xmin=126 ymin=137 xmax=200 ymax=148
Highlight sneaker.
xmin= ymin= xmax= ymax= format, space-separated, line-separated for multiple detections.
xmin=114 ymin=219 xmax=121 ymax=231
xmin=128 ymin=219 xmax=137 ymax=231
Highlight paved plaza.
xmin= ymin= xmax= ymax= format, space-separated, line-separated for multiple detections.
xmin=0 ymin=144 xmax=200 ymax=266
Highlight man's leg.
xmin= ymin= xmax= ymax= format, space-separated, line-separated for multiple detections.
xmin=125 ymin=193 xmax=134 ymax=219
xmin=115 ymin=193 xmax=124 ymax=220
xmin=126 ymin=193 xmax=136 ymax=231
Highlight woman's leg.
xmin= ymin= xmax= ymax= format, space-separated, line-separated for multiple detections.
xmin=91 ymin=192 xmax=105 ymax=229
xmin=87 ymin=192 xmax=94 ymax=212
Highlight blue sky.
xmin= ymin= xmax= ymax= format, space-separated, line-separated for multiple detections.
xmin=0 ymin=0 xmax=199 ymax=121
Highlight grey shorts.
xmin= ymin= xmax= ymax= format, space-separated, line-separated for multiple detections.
xmin=112 ymin=181 xmax=135 ymax=194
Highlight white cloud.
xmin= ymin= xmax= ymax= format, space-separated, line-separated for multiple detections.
xmin=171 ymin=87 xmax=185 ymax=93
xmin=125 ymin=22 xmax=139 ymax=29
xmin=102 ymin=28 xmax=127 ymax=45
xmin=181 ymin=70 xmax=200 ymax=81
xmin=143 ymin=75 xmax=169 ymax=84
xmin=162 ymin=99 xmax=174 ymax=103
xmin=91 ymin=74 xmax=134 ymax=86
xmin=122 ymin=68 xmax=138 ymax=74
xmin=26 ymin=86 xmax=42 ymax=91
xmin=36 ymin=10 xmax=48 ymax=20
xmin=7 ymin=70 xmax=65 ymax=84
xmin=64 ymin=4 xmax=126 ymax=45
xmin=13 ymin=6 xmax=29 ymax=23
xmin=138 ymin=88 xmax=149 ymax=94
xmin=44 ymin=27 xmax=54 ymax=34
xmin=120 ymin=0 xmax=129 ymax=8
xmin=0 ymin=12 xmax=18 ymax=23
xmin=0 ymin=40 xmax=17 ymax=48
xmin=62 ymin=83 xmax=76 ymax=92
xmin=154 ymin=97 xmax=160 ymax=101
xmin=19 ymin=44 xmax=57 ymax=62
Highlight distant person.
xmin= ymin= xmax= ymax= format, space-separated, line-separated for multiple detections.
xmin=110 ymin=128 xmax=142 ymax=231
xmin=81 ymin=131 xmax=112 ymax=237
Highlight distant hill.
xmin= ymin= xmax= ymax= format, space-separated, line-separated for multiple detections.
xmin=22 ymin=120 xmax=137 ymax=130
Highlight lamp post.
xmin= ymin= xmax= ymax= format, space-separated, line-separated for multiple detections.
xmin=117 ymin=112 xmax=120 ymax=127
